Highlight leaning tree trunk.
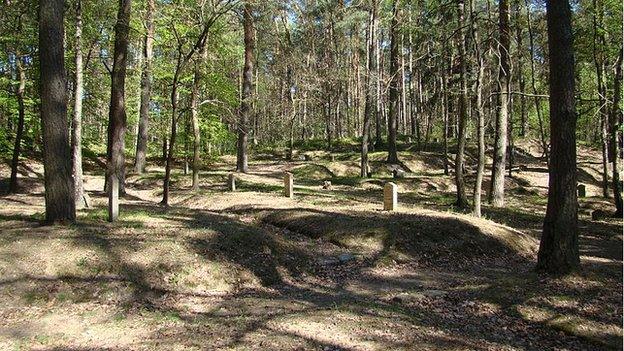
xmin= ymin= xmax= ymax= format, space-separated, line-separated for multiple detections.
xmin=489 ymin=0 xmax=511 ymax=207
xmin=71 ymin=0 xmax=88 ymax=209
xmin=133 ymin=0 xmax=154 ymax=174
xmin=537 ymin=0 xmax=579 ymax=274
xmin=237 ymin=1 xmax=254 ymax=173
xmin=39 ymin=0 xmax=76 ymax=223
xmin=386 ymin=0 xmax=399 ymax=164
xmin=9 ymin=57 xmax=26 ymax=194
xmin=107 ymin=0 xmax=131 ymax=220
xmin=455 ymin=0 xmax=469 ymax=209
xmin=609 ymin=48 xmax=623 ymax=217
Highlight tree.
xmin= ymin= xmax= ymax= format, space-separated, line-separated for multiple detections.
xmin=8 ymin=56 xmax=25 ymax=193
xmin=537 ymin=0 xmax=579 ymax=274
xmin=454 ymin=0 xmax=469 ymax=209
xmin=39 ymin=0 xmax=76 ymax=223
xmin=361 ymin=1 xmax=378 ymax=178
xmin=386 ymin=0 xmax=399 ymax=164
xmin=489 ymin=0 xmax=511 ymax=207
xmin=161 ymin=0 xmax=235 ymax=206
xmin=609 ymin=48 xmax=623 ymax=217
xmin=237 ymin=1 xmax=254 ymax=173
xmin=134 ymin=0 xmax=155 ymax=174
xmin=71 ymin=0 xmax=89 ymax=209
xmin=107 ymin=0 xmax=132 ymax=221
xmin=471 ymin=0 xmax=485 ymax=217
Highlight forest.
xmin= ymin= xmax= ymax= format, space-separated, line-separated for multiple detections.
xmin=0 ymin=0 xmax=622 ymax=349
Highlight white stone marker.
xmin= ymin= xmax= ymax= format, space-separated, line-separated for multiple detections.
xmin=228 ymin=173 xmax=236 ymax=191
xmin=284 ymin=172 xmax=294 ymax=198
xmin=108 ymin=175 xmax=119 ymax=222
xmin=383 ymin=182 xmax=398 ymax=211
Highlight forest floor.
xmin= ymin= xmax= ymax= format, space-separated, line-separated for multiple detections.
xmin=0 ymin=140 xmax=621 ymax=350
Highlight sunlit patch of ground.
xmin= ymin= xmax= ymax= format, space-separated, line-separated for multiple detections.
xmin=0 ymin=143 xmax=621 ymax=350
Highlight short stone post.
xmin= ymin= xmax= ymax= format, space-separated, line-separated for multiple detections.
xmin=228 ymin=173 xmax=236 ymax=191
xmin=577 ymin=184 xmax=586 ymax=198
xmin=284 ymin=172 xmax=294 ymax=198
xmin=383 ymin=182 xmax=398 ymax=211
xmin=108 ymin=175 xmax=119 ymax=222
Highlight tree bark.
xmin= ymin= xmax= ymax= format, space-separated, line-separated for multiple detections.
xmin=133 ymin=0 xmax=154 ymax=174
xmin=107 ymin=0 xmax=131 ymax=220
xmin=361 ymin=2 xmax=377 ymax=178
xmin=71 ymin=0 xmax=88 ymax=209
xmin=609 ymin=48 xmax=623 ymax=216
xmin=237 ymin=2 xmax=254 ymax=172
xmin=9 ymin=57 xmax=26 ymax=194
xmin=387 ymin=0 xmax=399 ymax=164
xmin=525 ymin=0 xmax=549 ymax=162
xmin=39 ymin=0 xmax=76 ymax=223
xmin=537 ymin=0 xmax=579 ymax=274
xmin=455 ymin=0 xmax=469 ymax=208
xmin=471 ymin=1 xmax=485 ymax=217
xmin=489 ymin=0 xmax=511 ymax=207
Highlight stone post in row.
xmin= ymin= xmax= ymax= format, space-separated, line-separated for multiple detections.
xmin=284 ymin=172 xmax=294 ymax=198
xmin=108 ymin=175 xmax=119 ymax=222
xmin=228 ymin=173 xmax=236 ymax=191
xmin=384 ymin=182 xmax=398 ymax=211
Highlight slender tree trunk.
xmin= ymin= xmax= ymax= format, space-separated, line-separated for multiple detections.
xmin=610 ymin=48 xmax=623 ymax=216
xmin=455 ymin=0 xmax=469 ymax=208
xmin=592 ymin=0 xmax=609 ymax=198
xmin=134 ymin=0 xmax=154 ymax=174
xmin=525 ymin=0 xmax=549 ymax=162
xmin=107 ymin=0 xmax=131 ymax=220
xmin=537 ymin=0 xmax=579 ymax=274
xmin=489 ymin=0 xmax=511 ymax=207
xmin=237 ymin=2 xmax=254 ymax=172
xmin=39 ymin=0 xmax=76 ymax=223
xmin=9 ymin=57 xmax=26 ymax=194
xmin=374 ymin=26 xmax=382 ymax=148
xmin=471 ymin=2 xmax=485 ymax=217
xmin=387 ymin=0 xmax=399 ymax=164
xmin=361 ymin=3 xmax=377 ymax=177
xmin=162 ymin=61 xmax=181 ymax=206
xmin=190 ymin=55 xmax=203 ymax=191
xmin=71 ymin=0 xmax=88 ymax=208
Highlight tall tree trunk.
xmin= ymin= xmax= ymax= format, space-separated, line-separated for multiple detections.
xmin=610 ymin=48 xmax=623 ymax=216
xmin=387 ymin=0 xmax=399 ymax=164
xmin=133 ymin=0 xmax=154 ymax=174
xmin=9 ymin=57 xmax=26 ymax=194
xmin=592 ymin=0 xmax=609 ymax=198
xmin=455 ymin=0 xmax=469 ymax=208
xmin=471 ymin=1 xmax=485 ymax=217
xmin=237 ymin=2 xmax=254 ymax=172
xmin=442 ymin=72 xmax=450 ymax=176
xmin=537 ymin=0 xmax=579 ymax=274
xmin=361 ymin=2 xmax=377 ymax=177
xmin=374 ymin=27 xmax=382 ymax=148
xmin=190 ymin=54 xmax=203 ymax=191
xmin=525 ymin=0 xmax=549 ymax=162
xmin=39 ymin=0 xmax=76 ymax=223
xmin=489 ymin=0 xmax=511 ymax=207
xmin=107 ymin=0 xmax=131 ymax=220
xmin=162 ymin=62 xmax=181 ymax=206
xmin=71 ymin=0 xmax=88 ymax=208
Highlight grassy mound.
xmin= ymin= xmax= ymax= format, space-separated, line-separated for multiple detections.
xmin=234 ymin=206 xmax=538 ymax=266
